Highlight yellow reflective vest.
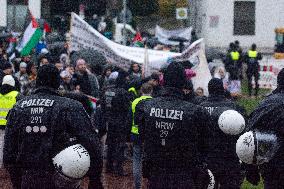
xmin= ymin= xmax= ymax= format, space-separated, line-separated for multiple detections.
xmin=128 ymin=87 xmax=138 ymax=97
xmin=0 ymin=91 xmax=18 ymax=126
xmin=230 ymin=51 xmax=240 ymax=61
xmin=131 ymin=95 xmax=152 ymax=135
xmin=248 ymin=50 xmax=258 ymax=58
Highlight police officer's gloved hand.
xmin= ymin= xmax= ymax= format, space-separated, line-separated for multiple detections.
xmin=245 ymin=164 xmax=260 ymax=186
xmin=88 ymin=178 xmax=104 ymax=189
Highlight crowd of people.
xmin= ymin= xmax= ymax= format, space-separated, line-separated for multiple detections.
xmin=0 ymin=20 xmax=281 ymax=189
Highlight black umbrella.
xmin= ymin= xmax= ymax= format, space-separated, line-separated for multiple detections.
xmin=70 ymin=49 xmax=107 ymax=74
xmin=168 ymin=36 xmax=189 ymax=43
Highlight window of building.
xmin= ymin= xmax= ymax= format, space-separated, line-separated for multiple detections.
xmin=8 ymin=0 xmax=27 ymax=5
xmin=234 ymin=1 xmax=255 ymax=35
xmin=7 ymin=0 xmax=28 ymax=31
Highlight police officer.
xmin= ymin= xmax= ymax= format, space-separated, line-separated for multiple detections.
xmin=3 ymin=64 xmax=103 ymax=189
xmin=225 ymin=43 xmax=242 ymax=81
xmin=136 ymin=62 xmax=214 ymax=188
xmin=244 ymin=44 xmax=262 ymax=97
xmin=238 ymin=68 xmax=284 ymax=188
xmin=101 ymin=69 xmax=131 ymax=176
xmin=200 ymin=78 xmax=246 ymax=189
xmin=128 ymin=78 xmax=142 ymax=101
xmin=131 ymin=83 xmax=153 ymax=189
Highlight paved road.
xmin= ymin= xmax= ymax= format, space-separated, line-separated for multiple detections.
xmin=0 ymin=160 xmax=147 ymax=189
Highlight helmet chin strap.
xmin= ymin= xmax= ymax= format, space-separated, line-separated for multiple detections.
xmin=253 ymin=131 xmax=258 ymax=164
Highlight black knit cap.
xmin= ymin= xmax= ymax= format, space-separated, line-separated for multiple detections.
xmin=184 ymin=80 xmax=193 ymax=90
xmin=164 ymin=62 xmax=186 ymax=89
xmin=277 ymin=68 xmax=284 ymax=88
xmin=208 ymin=78 xmax=224 ymax=95
xmin=36 ymin=64 xmax=60 ymax=89
xmin=1 ymin=62 xmax=12 ymax=70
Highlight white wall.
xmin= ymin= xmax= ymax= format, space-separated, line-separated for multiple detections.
xmin=0 ymin=0 xmax=7 ymax=27
xmin=0 ymin=0 xmax=41 ymax=27
xmin=200 ymin=0 xmax=284 ymax=51
xmin=29 ymin=0 xmax=41 ymax=18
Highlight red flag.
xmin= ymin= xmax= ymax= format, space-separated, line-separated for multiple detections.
xmin=44 ymin=22 xmax=51 ymax=33
xmin=31 ymin=14 xmax=39 ymax=28
xmin=133 ymin=32 xmax=143 ymax=42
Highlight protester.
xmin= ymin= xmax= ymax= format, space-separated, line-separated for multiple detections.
xmin=59 ymin=70 xmax=74 ymax=93
xmin=38 ymin=55 xmax=49 ymax=67
xmin=214 ymin=66 xmax=229 ymax=90
xmin=100 ymin=70 xmax=131 ymax=176
xmin=182 ymin=80 xmax=197 ymax=103
xmin=98 ymin=65 xmax=113 ymax=90
xmin=73 ymin=58 xmax=100 ymax=98
xmin=146 ymin=72 xmax=162 ymax=97
xmin=195 ymin=87 xmax=205 ymax=97
xmin=128 ymin=63 xmax=142 ymax=81
xmin=54 ymin=59 xmax=64 ymax=72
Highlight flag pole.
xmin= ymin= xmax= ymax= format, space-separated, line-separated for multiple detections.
xmin=143 ymin=44 xmax=149 ymax=78
xmin=67 ymin=12 xmax=73 ymax=66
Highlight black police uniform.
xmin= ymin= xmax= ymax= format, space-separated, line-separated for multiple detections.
xmin=136 ymin=62 xmax=213 ymax=189
xmin=3 ymin=65 xmax=103 ymax=189
xmin=244 ymin=50 xmax=262 ymax=96
xmin=200 ymin=78 xmax=246 ymax=189
xmin=225 ymin=50 xmax=242 ymax=80
xmin=247 ymin=87 xmax=284 ymax=188
xmin=200 ymin=94 xmax=246 ymax=189
xmin=137 ymin=87 xmax=213 ymax=189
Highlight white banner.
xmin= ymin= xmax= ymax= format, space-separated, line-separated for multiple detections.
xmin=70 ymin=13 xmax=211 ymax=95
xmin=256 ymin=57 xmax=284 ymax=90
xmin=155 ymin=25 xmax=192 ymax=46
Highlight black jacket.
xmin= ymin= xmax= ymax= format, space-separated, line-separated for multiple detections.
xmin=244 ymin=51 xmax=262 ymax=73
xmin=3 ymin=87 xmax=102 ymax=181
xmin=200 ymin=94 xmax=246 ymax=170
xmin=0 ymin=84 xmax=23 ymax=102
xmin=136 ymin=87 xmax=213 ymax=177
xmin=100 ymin=84 xmax=131 ymax=143
xmin=248 ymin=90 xmax=284 ymax=171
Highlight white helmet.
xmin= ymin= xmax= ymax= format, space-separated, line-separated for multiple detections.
xmin=236 ymin=131 xmax=279 ymax=165
xmin=53 ymin=144 xmax=91 ymax=179
xmin=236 ymin=131 xmax=255 ymax=164
xmin=218 ymin=110 xmax=245 ymax=135
xmin=207 ymin=169 xmax=215 ymax=189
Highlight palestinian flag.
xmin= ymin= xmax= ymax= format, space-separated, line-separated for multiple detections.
xmin=17 ymin=15 xmax=43 ymax=56
xmin=133 ymin=32 xmax=143 ymax=42
xmin=87 ymin=95 xmax=97 ymax=111
xmin=133 ymin=32 xmax=144 ymax=47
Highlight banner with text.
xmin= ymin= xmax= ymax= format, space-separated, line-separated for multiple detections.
xmin=70 ymin=13 xmax=211 ymax=95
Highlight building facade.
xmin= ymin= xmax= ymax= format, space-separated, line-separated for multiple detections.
xmin=193 ymin=0 xmax=284 ymax=52
xmin=0 ymin=0 xmax=41 ymax=31
xmin=0 ymin=0 xmax=106 ymax=32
